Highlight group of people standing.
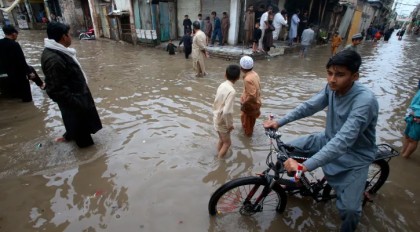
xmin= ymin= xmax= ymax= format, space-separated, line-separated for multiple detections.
xmin=182 ymin=11 xmax=230 ymax=47
xmin=176 ymin=12 xmax=230 ymax=77
xmin=243 ymin=5 xmax=313 ymax=54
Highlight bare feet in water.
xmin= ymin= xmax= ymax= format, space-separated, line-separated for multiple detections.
xmin=54 ymin=137 xmax=67 ymax=142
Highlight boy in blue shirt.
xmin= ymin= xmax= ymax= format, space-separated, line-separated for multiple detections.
xmin=264 ymin=50 xmax=378 ymax=231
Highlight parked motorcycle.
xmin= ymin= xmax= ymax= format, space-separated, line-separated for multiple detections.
xmin=79 ymin=28 xmax=95 ymax=40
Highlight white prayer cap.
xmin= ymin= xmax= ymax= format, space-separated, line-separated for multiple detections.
xmin=240 ymin=56 xmax=254 ymax=70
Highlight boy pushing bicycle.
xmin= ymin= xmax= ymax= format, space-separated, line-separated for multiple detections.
xmin=263 ymin=50 xmax=378 ymax=231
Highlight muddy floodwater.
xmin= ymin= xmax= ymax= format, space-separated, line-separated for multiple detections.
xmin=1 ymin=30 xmax=420 ymax=232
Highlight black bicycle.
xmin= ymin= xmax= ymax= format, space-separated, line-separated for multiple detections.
xmin=208 ymin=129 xmax=399 ymax=217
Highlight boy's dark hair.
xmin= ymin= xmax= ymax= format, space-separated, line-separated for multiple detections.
xmin=47 ymin=22 xmax=70 ymax=42
xmin=211 ymin=11 xmax=216 ymax=16
xmin=326 ymin=50 xmax=362 ymax=73
xmin=205 ymin=16 xmax=210 ymax=20
xmin=192 ymin=21 xmax=201 ymax=30
xmin=185 ymin=15 xmax=188 ymax=17
xmin=226 ymin=64 xmax=241 ymax=81
xmin=3 ymin=25 xmax=18 ymax=35
xmin=223 ymin=12 xmax=227 ymax=15
xmin=198 ymin=13 xmax=202 ymax=17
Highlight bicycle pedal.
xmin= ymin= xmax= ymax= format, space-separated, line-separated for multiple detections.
xmin=364 ymin=192 xmax=373 ymax=202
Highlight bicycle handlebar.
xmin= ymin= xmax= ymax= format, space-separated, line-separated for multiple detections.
xmin=265 ymin=128 xmax=301 ymax=180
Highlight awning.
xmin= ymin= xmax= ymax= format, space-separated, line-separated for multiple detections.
xmin=0 ymin=0 xmax=21 ymax=13
xmin=367 ymin=0 xmax=383 ymax=9
xmin=108 ymin=10 xmax=129 ymax=17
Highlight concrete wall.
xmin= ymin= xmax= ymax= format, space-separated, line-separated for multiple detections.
xmin=360 ymin=3 xmax=375 ymax=33
xmin=202 ymin=0 xmax=231 ymax=18
xmin=228 ymin=0 xmax=240 ymax=45
xmin=177 ymin=0 xmax=200 ymax=37
xmin=60 ymin=0 xmax=85 ymax=36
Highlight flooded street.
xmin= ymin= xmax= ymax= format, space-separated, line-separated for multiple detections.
xmin=1 ymin=30 xmax=420 ymax=231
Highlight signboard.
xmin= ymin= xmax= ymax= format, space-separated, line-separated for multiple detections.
xmin=136 ymin=29 xmax=157 ymax=40
xmin=397 ymin=15 xmax=412 ymax=22
xmin=17 ymin=14 xmax=29 ymax=29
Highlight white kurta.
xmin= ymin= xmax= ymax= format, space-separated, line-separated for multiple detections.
xmin=273 ymin=12 xmax=287 ymax=40
xmin=258 ymin=11 xmax=269 ymax=49
xmin=213 ymin=80 xmax=236 ymax=133
xmin=289 ymin=14 xmax=300 ymax=39
xmin=192 ymin=30 xmax=207 ymax=75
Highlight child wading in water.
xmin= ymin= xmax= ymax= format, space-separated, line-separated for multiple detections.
xmin=166 ymin=40 xmax=177 ymax=55
xmin=213 ymin=64 xmax=241 ymax=158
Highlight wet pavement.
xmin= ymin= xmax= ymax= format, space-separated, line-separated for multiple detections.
xmin=160 ymin=39 xmax=290 ymax=60
xmin=0 ymin=30 xmax=420 ymax=231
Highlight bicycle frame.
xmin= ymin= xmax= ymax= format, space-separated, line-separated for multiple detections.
xmin=208 ymin=129 xmax=399 ymax=217
xmin=262 ymin=129 xmax=399 ymax=203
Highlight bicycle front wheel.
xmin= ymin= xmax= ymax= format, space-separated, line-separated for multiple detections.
xmin=208 ymin=176 xmax=287 ymax=216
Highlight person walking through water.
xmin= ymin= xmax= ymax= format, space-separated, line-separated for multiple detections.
xmin=166 ymin=40 xmax=177 ymax=55
xmin=264 ymin=50 xmax=379 ymax=231
xmin=401 ymin=88 xmax=420 ymax=158
xmin=240 ymin=56 xmax=261 ymax=137
xmin=398 ymin=28 xmax=406 ymax=40
xmin=179 ymin=30 xmax=192 ymax=59
xmin=299 ymin=24 xmax=315 ymax=58
xmin=41 ymin=22 xmax=102 ymax=148
xmin=192 ymin=21 xmax=208 ymax=77
xmin=213 ymin=64 xmax=241 ymax=159
xmin=0 ymin=25 xmax=44 ymax=102
xmin=344 ymin=33 xmax=363 ymax=53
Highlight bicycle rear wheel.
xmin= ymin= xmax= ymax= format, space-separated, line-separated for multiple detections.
xmin=208 ymin=176 xmax=287 ymax=216
xmin=366 ymin=159 xmax=389 ymax=194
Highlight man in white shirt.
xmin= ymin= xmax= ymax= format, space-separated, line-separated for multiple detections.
xmin=273 ymin=10 xmax=288 ymax=40
xmin=258 ymin=6 xmax=272 ymax=51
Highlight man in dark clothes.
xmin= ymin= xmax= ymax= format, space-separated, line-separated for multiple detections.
xmin=41 ymin=22 xmax=102 ymax=148
xmin=183 ymin=15 xmax=192 ymax=35
xmin=0 ymin=25 xmax=43 ymax=102
xmin=179 ymin=30 xmax=192 ymax=59
xmin=255 ymin=5 xmax=265 ymax=23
